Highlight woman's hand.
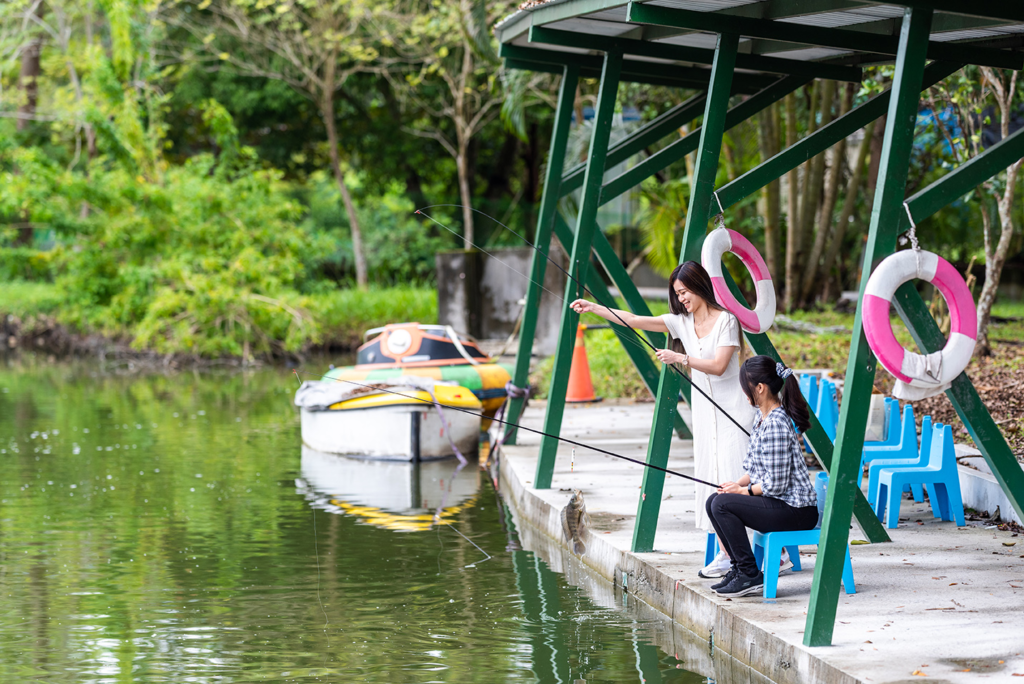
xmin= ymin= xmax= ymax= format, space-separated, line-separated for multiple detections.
xmin=571 ymin=299 xmax=596 ymax=314
xmin=717 ymin=481 xmax=744 ymax=495
xmin=655 ymin=349 xmax=688 ymax=366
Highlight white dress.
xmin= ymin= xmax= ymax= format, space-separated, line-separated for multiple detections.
xmin=661 ymin=311 xmax=754 ymax=531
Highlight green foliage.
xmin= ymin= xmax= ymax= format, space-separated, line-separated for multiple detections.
xmin=313 ymin=286 xmax=437 ymax=348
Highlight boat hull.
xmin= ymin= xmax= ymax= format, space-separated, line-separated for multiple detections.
xmin=300 ymin=404 xmax=480 ymax=461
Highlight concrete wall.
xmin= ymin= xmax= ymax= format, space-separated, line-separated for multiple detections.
xmin=436 ymin=245 xmax=566 ymax=355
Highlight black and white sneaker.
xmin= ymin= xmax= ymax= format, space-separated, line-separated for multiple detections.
xmin=715 ymin=570 xmax=764 ymax=597
xmin=710 ymin=566 xmax=738 ymax=592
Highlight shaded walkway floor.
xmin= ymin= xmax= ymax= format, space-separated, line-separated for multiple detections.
xmin=500 ymin=401 xmax=1024 ymax=683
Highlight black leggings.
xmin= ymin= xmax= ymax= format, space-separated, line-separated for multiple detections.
xmin=705 ymin=493 xmax=818 ymax=576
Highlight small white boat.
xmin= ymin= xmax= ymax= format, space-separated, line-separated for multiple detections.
xmin=297 ymin=446 xmax=480 ymax=531
xmin=295 ymin=376 xmax=482 ymax=461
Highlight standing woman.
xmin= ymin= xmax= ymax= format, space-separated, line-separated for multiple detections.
xmin=704 ymin=356 xmax=818 ymax=597
xmin=570 ymin=261 xmax=754 ymax=577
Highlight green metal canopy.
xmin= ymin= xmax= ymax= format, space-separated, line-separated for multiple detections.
xmin=495 ymin=0 xmax=1024 ymax=649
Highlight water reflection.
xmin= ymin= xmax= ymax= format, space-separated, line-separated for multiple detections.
xmin=298 ymin=446 xmax=479 ymax=531
xmin=0 ymin=359 xmax=717 ymax=683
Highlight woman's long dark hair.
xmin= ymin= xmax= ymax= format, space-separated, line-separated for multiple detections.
xmin=739 ymin=355 xmax=811 ymax=433
xmin=667 ymin=261 xmax=723 ymax=317
xmin=666 ymin=261 xmax=726 ymax=355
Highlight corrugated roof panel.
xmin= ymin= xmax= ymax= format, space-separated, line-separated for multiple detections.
xmin=644 ymin=0 xmax=758 ymax=11
xmin=543 ymin=17 xmax=639 ymax=35
xmin=776 ymin=7 xmax=904 ymax=28
xmin=762 ymin=47 xmax=851 ymax=61
xmin=928 ymin=28 xmax=1009 ymax=42
xmin=584 ymin=6 xmax=630 ymax=21
xmin=649 ymin=32 xmax=723 ymax=49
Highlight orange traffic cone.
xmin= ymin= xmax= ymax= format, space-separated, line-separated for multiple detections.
xmin=566 ymin=324 xmax=601 ymax=403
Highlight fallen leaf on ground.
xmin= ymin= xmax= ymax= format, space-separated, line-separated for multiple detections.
xmin=851 ymin=540 xmax=869 ymax=545
xmin=1004 ymin=542 xmax=1016 ymax=547
xmin=911 ymin=670 xmax=928 ymax=676
xmin=925 ymin=607 xmax=955 ymax=611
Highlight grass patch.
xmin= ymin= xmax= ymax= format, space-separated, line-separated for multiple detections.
xmin=0 ymin=281 xmax=64 ymax=317
xmin=311 ymin=287 xmax=437 ymax=348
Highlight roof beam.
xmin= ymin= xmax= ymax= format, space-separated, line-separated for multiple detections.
xmin=529 ymin=25 xmax=863 ymax=81
xmin=626 ymin=1 xmax=1024 ymax=69
xmin=499 ymin=44 xmax=778 ymax=91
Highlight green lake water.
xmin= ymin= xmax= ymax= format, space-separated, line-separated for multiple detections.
xmin=0 ymin=359 xmax=707 ymax=683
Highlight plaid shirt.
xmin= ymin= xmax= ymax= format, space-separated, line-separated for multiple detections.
xmin=742 ymin=407 xmax=817 ymax=508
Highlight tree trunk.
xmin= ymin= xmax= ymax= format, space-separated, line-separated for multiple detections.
xmin=456 ymin=137 xmax=475 ymax=249
xmin=17 ymin=11 xmax=44 ymax=131
xmin=821 ymin=120 xmax=874 ymax=302
xmin=322 ymin=94 xmax=368 ymax=288
xmin=800 ymin=82 xmax=850 ymax=305
xmin=784 ymin=91 xmax=800 ymax=312
xmin=792 ymin=81 xmax=831 ymax=308
xmin=758 ymin=104 xmax=782 ymax=285
xmin=975 ymin=69 xmax=1020 ymax=355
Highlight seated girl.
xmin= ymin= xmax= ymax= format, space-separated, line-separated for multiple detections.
xmin=704 ymin=355 xmax=819 ymax=598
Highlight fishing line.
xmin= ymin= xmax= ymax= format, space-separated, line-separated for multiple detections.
xmin=311 ymin=506 xmax=331 ymax=647
xmin=293 ymin=370 xmax=720 ymax=488
xmin=415 ymin=205 xmax=752 ymax=438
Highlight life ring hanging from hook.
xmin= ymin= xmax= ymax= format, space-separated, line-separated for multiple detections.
xmin=862 ymin=204 xmax=977 ymax=388
xmin=700 ymin=192 xmax=777 ymax=334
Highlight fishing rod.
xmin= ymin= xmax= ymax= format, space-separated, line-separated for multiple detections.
xmin=415 ymin=205 xmax=752 ymax=438
xmin=293 ymin=370 xmax=721 ymax=489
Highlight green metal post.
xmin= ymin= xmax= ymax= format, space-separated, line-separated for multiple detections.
xmin=632 ymin=32 xmax=739 ymax=553
xmin=805 ymin=7 xmax=932 ymax=647
xmin=504 ymin=65 xmax=579 ymax=445
xmin=892 ymin=285 xmax=1024 ymax=522
xmin=553 ymin=215 xmax=692 ymax=439
xmin=720 ymin=269 xmax=890 ymax=544
xmin=534 ymin=50 xmax=623 ymax=489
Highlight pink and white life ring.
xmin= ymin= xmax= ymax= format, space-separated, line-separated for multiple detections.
xmin=863 ymin=250 xmax=977 ymax=387
xmin=701 ymin=228 xmax=776 ymax=334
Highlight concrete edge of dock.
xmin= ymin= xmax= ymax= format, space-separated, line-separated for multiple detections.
xmin=498 ymin=452 xmax=863 ymax=684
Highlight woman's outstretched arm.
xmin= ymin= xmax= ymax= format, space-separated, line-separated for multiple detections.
xmin=570 ymin=299 xmax=669 ymax=333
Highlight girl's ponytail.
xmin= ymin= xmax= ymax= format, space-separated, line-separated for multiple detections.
xmin=739 ymin=356 xmax=811 ymax=433
xmin=779 ymin=373 xmax=811 ymax=434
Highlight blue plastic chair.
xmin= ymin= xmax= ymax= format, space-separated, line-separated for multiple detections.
xmin=866 ymin=398 xmax=900 ymax=449
xmin=799 ymin=374 xmax=821 ymax=453
xmin=874 ymin=423 xmax=965 ymax=529
xmin=816 ymin=379 xmax=839 ymax=441
xmin=704 ymin=531 xmax=719 ymax=566
xmin=861 ymin=403 xmax=918 ymax=468
xmin=799 ymin=374 xmax=819 ymax=411
xmin=752 ymin=472 xmax=856 ymax=599
xmin=867 ymin=415 xmax=933 ymax=506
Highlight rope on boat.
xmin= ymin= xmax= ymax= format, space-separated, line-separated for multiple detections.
xmin=295 ymin=370 xmax=720 ymax=489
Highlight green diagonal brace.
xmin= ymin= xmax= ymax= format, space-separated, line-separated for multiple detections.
xmin=632 ymin=32 xmax=740 ymax=554
xmin=904 ymin=122 xmax=1024 ymax=223
xmin=719 ymin=269 xmax=891 ymax=544
xmin=504 ymin=65 xmax=579 ymax=445
xmin=892 ymin=284 xmax=1024 ymax=523
xmin=806 ymin=6 xmax=933 ymax=647
xmin=601 ymin=75 xmax=807 ymax=205
xmin=561 ymin=93 xmax=708 ymax=196
xmin=535 ymin=49 xmax=623 ymax=489
xmin=552 ymin=214 xmax=692 ymax=439
xmin=709 ymin=59 xmax=962 ymax=218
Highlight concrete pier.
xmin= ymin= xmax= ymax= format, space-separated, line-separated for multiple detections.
xmin=499 ymin=401 xmax=1024 ymax=684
